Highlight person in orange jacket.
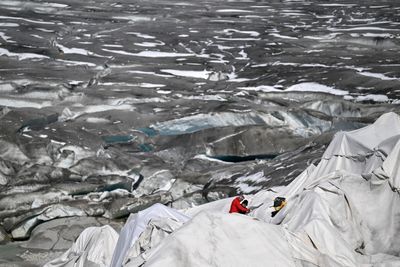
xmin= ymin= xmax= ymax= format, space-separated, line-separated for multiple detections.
xmin=229 ymin=195 xmax=250 ymax=214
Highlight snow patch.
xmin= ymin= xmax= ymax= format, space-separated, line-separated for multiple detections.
xmin=285 ymin=82 xmax=348 ymax=96
xmin=0 ymin=48 xmax=49 ymax=60
xmin=355 ymin=94 xmax=389 ymax=102
xmin=358 ymin=72 xmax=399 ymax=81
xmin=0 ymin=22 xmax=19 ymax=27
xmin=161 ymin=69 xmax=212 ymax=79
xmin=112 ymin=16 xmax=151 ymax=22
xmin=269 ymin=33 xmax=298 ymax=40
xmin=238 ymin=85 xmax=280 ymax=92
xmin=127 ymin=32 xmax=156 ymax=39
xmin=216 ymin=9 xmax=252 ymax=13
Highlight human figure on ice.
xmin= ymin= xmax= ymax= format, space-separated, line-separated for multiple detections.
xmin=229 ymin=195 xmax=250 ymax=214
xmin=271 ymin=196 xmax=287 ymax=217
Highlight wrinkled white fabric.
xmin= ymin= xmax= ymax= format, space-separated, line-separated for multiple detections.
xmin=44 ymin=225 xmax=118 ymax=267
xmin=311 ymin=113 xmax=400 ymax=178
xmin=110 ymin=203 xmax=190 ymax=267
xmin=123 ymin=217 xmax=185 ymax=266
xmin=135 ymin=212 xmax=308 ymax=267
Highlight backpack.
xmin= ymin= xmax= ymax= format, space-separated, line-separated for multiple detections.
xmin=273 ymin=197 xmax=286 ymax=208
xmin=271 ymin=197 xmax=286 ymax=217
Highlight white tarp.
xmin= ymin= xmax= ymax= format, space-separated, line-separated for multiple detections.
xmin=109 ymin=203 xmax=190 ymax=267
xmin=44 ymin=204 xmax=190 ymax=267
xmin=311 ymin=113 xmax=400 ymax=178
xmin=133 ymin=172 xmax=400 ymax=266
xmin=44 ymin=225 xmax=119 ymax=267
xmin=123 ymin=217 xmax=186 ymax=266
xmin=130 ymin=212 xmax=304 ymax=267
xmin=372 ymin=137 xmax=400 ymax=191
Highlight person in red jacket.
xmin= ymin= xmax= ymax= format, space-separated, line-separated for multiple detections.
xmin=229 ymin=195 xmax=250 ymax=214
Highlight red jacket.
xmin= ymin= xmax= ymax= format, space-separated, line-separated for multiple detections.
xmin=229 ymin=197 xmax=250 ymax=214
